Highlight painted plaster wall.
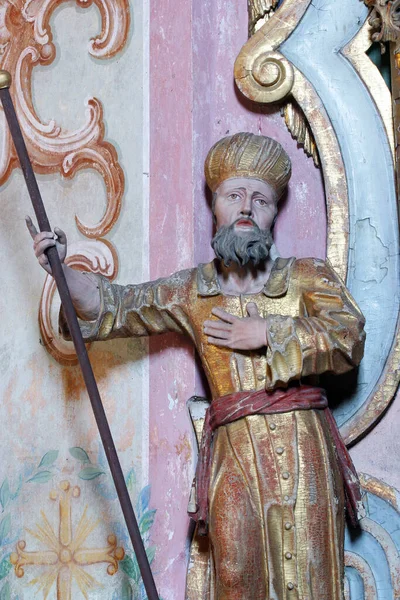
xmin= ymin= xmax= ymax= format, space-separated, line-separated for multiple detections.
xmin=0 ymin=2 xmax=151 ymax=598
xmin=0 ymin=1 xmax=399 ymax=599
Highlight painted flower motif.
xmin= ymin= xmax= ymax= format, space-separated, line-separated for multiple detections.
xmin=10 ymin=480 xmax=125 ymax=599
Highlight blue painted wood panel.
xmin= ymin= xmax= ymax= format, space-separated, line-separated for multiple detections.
xmin=281 ymin=0 xmax=400 ymax=430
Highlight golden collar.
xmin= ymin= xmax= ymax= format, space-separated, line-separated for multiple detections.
xmin=197 ymin=257 xmax=295 ymax=298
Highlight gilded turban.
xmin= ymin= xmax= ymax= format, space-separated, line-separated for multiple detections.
xmin=204 ymin=132 xmax=291 ymax=197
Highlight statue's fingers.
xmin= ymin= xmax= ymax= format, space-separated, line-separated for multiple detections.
xmin=34 ymin=238 xmax=56 ymax=258
xmin=203 ymin=325 xmax=230 ymax=339
xmin=211 ymin=307 xmax=236 ymax=323
xmin=38 ymin=254 xmax=49 ymax=267
xmin=54 ymin=227 xmax=67 ymax=246
xmin=25 ymin=216 xmax=38 ymax=239
xmin=207 ymin=336 xmax=230 ymax=347
xmin=33 ymin=231 xmax=55 ymax=247
xmin=203 ymin=320 xmax=231 ymax=332
xmin=246 ymin=302 xmax=260 ymax=317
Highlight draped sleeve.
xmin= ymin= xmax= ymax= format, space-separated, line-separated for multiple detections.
xmin=264 ymin=258 xmax=366 ymax=389
xmin=59 ymin=268 xmax=196 ymax=343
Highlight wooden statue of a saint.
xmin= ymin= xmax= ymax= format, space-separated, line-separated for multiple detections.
xmin=28 ymin=132 xmax=366 ymax=599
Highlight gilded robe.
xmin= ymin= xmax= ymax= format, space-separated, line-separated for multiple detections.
xmin=64 ymin=256 xmax=366 ymax=600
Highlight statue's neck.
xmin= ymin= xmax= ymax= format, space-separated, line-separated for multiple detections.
xmin=216 ymin=257 xmax=273 ymax=295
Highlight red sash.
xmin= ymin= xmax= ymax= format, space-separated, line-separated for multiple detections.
xmin=188 ymin=385 xmax=363 ymax=535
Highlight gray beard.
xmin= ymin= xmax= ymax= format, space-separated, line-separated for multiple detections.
xmin=211 ymin=221 xmax=273 ymax=267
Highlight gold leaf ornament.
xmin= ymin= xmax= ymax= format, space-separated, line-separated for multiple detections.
xmin=235 ymin=50 xmax=295 ymax=104
xmin=364 ymin=0 xmax=400 ymax=46
xmin=282 ymin=101 xmax=320 ymax=166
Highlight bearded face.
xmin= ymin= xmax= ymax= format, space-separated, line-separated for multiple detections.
xmin=211 ymin=219 xmax=274 ymax=267
xmin=210 ymin=177 xmax=278 ymax=267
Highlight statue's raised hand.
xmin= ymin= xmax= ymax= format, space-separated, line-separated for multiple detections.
xmin=26 ymin=216 xmax=67 ymax=276
xmin=203 ymin=303 xmax=268 ymax=350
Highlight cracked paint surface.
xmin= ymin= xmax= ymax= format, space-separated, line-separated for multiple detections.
xmin=353 ymin=218 xmax=389 ymax=285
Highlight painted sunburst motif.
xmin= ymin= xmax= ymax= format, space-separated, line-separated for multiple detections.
xmin=10 ymin=480 xmax=124 ymax=599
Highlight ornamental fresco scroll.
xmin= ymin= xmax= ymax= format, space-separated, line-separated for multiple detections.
xmin=237 ymin=1 xmax=400 ymax=597
xmin=0 ymin=0 xmax=128 ymax=365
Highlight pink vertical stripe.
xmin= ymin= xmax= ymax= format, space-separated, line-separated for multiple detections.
xmin=149 ymin=0 xmax=195 ymax=597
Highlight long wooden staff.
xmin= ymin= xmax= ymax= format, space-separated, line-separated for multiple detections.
xmin=0 ymin=70 xmax=160 ymax=600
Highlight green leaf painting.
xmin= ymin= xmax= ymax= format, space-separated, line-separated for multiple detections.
xmin=0 ymin=481 xmax=9 ymax=511
xmin=125 ymin=468 xmax=136 ymax=492
xmin=27 ymin=471 xmax=53 ymax=484
xmin=78 ymin=467 xmax=105 ymax=481
xmin=0 ymin=516 xmax=11 ymax=545
xmin=121 ymin=481 xmax=157 ymax=590
xmin=69 ymin=447 xmax=91 ymax=463
xmin=146 ymin=546 xmax=156 ymax=565
xmin=119 ymin=579 xmax=133 ymax=600
xmin=137 ymin=485 xmax=151 ymax=516
xmin=0 ymin=555 xmax=12 ymax=581
xmin=0 ymin=582 xmax=10 ymax=600
xmin=37 ymin=450 xmax=58 ymax=469
xmin=10 ymin=475 xmax=22 ymax=502
xmin=119 ymin=554 xmax=140 ymax=584
xmin=139 ymin=510 xmax=156 ymax=535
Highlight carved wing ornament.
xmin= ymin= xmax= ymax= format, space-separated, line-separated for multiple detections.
xmin=281 ymin=100 xmax=319 ymax=166
xmin=0 ymin=0 xmax=130 ymax=365
xmin=248 ymin=0 xmax=279 ymax=36
xmin=235 ymin=0 xmax=400 ymax=449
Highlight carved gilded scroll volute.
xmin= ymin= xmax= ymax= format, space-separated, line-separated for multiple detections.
xmin=235 ymin=49 xmax=295 ymax=103
xmin=242 ymin=1 xmax=320 ymax=167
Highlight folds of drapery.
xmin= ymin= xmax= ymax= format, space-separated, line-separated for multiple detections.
xmin=60 ymin=258 xmax=366 ymax=395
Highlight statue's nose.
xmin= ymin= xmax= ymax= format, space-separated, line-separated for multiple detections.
xmin=240 ymin=197 xmax=253 ymax=216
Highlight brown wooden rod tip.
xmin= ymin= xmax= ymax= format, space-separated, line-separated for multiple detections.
xmin=0 ymin=71 xmax=12 ymax=90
